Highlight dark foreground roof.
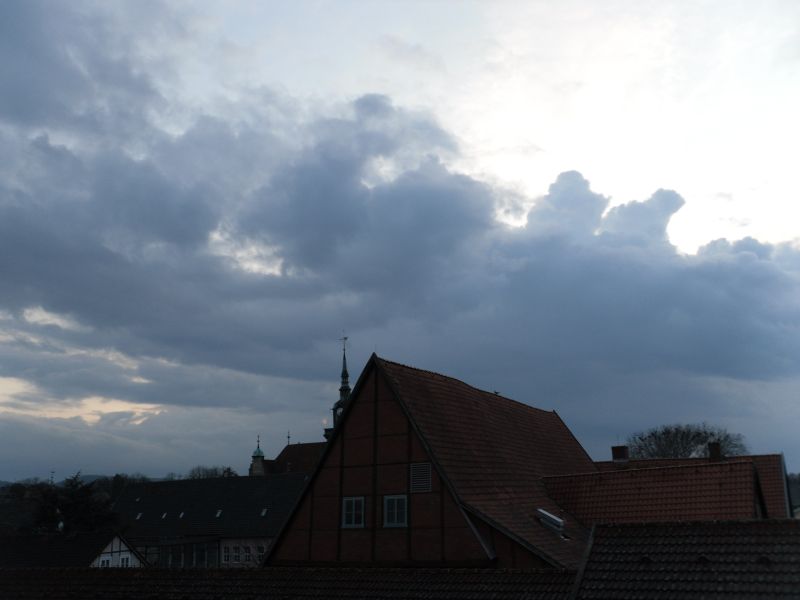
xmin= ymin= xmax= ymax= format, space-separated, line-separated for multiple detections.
xmin=0 ymin=567 xmax=575 ymax=600
xmin=0 ymin=532 xmax=120 ymax=568
xmin=572 ymin=520 xmax=800 ymax=599
xmin=114 ymin=473 xmax=308 ymax=542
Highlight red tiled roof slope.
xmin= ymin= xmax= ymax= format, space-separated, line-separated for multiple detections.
xmin=544 ymin=462 xmax=759 ymax=525
xmin=0 ymin=567 xmax=575 ymax=600
xmin=573 ymin=520 xmax=800 ymax=599
xmin=273 ymin=442 xmax=326 ymax=473
xmin=376 ymin=357 xmax=596 ymax=568
xmin=595 ymin=454 xmax=790 ymax=517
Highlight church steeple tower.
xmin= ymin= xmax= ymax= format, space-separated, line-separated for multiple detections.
xmin=248 ymin=435 xmax=266 ymax=476
xmin=339 ymin=336 xmax=351 ymax=405
xmin=325 ymin=336 xmax=351 ymax=440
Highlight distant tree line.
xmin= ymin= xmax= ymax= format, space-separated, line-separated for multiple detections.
xmin=0 ymin=465 xmax=237 ymax=535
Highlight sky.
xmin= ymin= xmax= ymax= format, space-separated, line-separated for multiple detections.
xmin=1 ymin=0 xmax=799 ymax=481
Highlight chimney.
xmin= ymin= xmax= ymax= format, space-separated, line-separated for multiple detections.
xmin=708 ymin=441 xmax=722 ymax=461
xmin=612 ymin=445 xmax=629 ymax=463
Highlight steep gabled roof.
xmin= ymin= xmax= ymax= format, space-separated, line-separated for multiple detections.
xmin=114 ymin=474 xmax=307 ymax=542
xmin=572 ymin=520 xmax=800 ymax=599
xmin=595 ymin=454 xmax=791 ymax=517
xmin=544 ymin=461 xmax=762 ymax=525
xmin=374 ymin=356 xmax=597 ymax=568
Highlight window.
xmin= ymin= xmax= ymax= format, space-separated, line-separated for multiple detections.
xmin=233 ymin=545 xmax=241 ymax=562
xmin=260 ymin=507 xmax=268 ymax=517
xmin=341 ymin=496 xmax=365 ymax=528
xmin=99 ymin=558 xmax=110 ymax=568
xmin=410 ymin=463 xmax=432 ymax=493
xmin=135 ymin=512 xmax=143 ymax=520
xmin=120 ymin=555 xmax=130 ymax=568
xmin=257 ymin=545 xmax=265 ymax=562
xmin=223 ymin=546 xmax=230 ymax=563
xmin=161 ymin=512 xmax=167 ymax=519
xmin=383 ymin=495 xmax=407 ymax=527
xmin=244 ymin=546 xmax=252 ymax=563
xmin=215 ymin=509 xmax=222 ymax=518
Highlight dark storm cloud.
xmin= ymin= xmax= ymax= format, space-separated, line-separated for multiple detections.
xmin=1 ymin=1 xmax=800 ymax=478
xmin=0 ymin=0 xmax=164 ymax=135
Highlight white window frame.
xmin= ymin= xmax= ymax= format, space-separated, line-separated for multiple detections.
xmin=383 ymin=494 xmax=408 ymax=528
xmin=223 ymin=545 xmax=230 ymax=563
xmin=119 ymin=555 xmax=130 ymax=568
xmin=233 ymin=545 xmax=241 ymax=562
xmin=341 ymin=496 xmax=365 ymax=528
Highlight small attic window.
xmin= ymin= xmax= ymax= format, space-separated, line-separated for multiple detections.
xmin=178 ymin=512 xmax=184 ymax=519
xmin=410 ymin=463 xmax=432 ymax=493
xmin=215 ymin=509 xmax=222 ymax=518
xmin=161 ymin=512 xmax=167 ymax=519
xmin=135 ymin=512 xmax=142 ymax=520
xmin=260 ymin=508 xmax=268 ymax=517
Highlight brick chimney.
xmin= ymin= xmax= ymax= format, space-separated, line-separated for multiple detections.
xmin=612 ymin=445 xmax=629 ymax=464
xmin=708 ymin=441 xmax=722 ymax=461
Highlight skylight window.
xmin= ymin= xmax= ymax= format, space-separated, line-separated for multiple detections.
xmin=179 ymin=512 xmax=184 ymax=519
xmin=161 ymin=512 xmax=167 ymax=519
xmin=215 ymin=509 xmax=222 ymax=518
xmin=537 ymin=508 xmax=565 ymax=533
xmin=260 ymin=508 xmax=268 ymax=517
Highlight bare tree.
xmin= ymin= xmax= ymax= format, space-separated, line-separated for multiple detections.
xmin=626 ymin=423 xmax=748 ymax=459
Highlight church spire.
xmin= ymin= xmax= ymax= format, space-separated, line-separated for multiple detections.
xmin=339 ymin=335 xmax=350 ymax=403
xmin=325 ymin=336 xmax=351 ymax=438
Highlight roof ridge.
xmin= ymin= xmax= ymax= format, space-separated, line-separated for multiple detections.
xmin=375 ymin=355 xmax=557 ymax=416
xmin=544 ymin=460 xmax=755 ymax=480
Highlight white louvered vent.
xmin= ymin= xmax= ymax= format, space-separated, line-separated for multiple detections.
xmin=410 ymin=462 xmax=432 ymax=493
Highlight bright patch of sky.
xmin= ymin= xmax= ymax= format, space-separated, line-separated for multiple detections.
xmin=181 ymin=0 xmax=800 ymax=253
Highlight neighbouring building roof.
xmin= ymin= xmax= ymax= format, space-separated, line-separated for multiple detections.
xmin=571 ymin=520 xmax=800 ymax=599
xmin=375 ymin=356 xmax=597 ymax=568
xmin=544 ymin=461 xmax=764 ymax=525
xmin=271 ymin=441 xmax=326 ymax=474
xmin=114 ymin=473 xmax=308 ymax=543
xmin=0 ymin=567 xmax=575 ymax=600
xmin=0 ymin=532 xmax=127 ymax=568
xmin=595 ymin=454 xmax=792 ymax=518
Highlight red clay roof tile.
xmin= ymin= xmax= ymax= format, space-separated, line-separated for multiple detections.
xmin=544 ymin=461 xmax=760 ymax=525
xmin=376 ymin=357 xmax=596 ymax=568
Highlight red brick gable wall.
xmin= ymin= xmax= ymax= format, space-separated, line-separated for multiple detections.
xmin=269 ymin=367 xmax=545 ymax=567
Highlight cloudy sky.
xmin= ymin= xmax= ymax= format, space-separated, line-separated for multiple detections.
xmin=1 ymin=0 xmax=799 ymax=481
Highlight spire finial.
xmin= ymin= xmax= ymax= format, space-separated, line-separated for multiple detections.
xmin=256 ymin=434 xmax=260 ymax=450
xmin=287 ymin=430 xmax=291 ymax=445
